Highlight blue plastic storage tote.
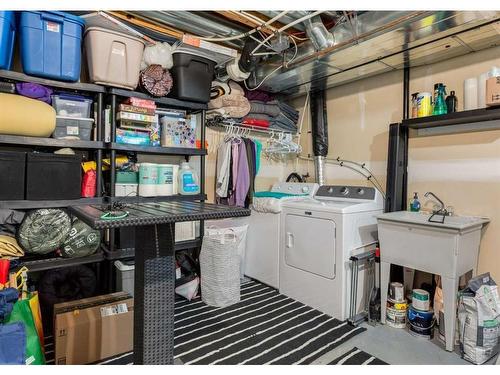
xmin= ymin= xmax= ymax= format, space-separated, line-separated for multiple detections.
xmin=19 ymin=11 xmax=85 ymax=82
xmin=0 ymin=11 xmax=16 ymax=70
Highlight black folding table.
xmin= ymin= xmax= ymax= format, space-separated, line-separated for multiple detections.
xmin=69 ymin=201 xmax=250 ymax=365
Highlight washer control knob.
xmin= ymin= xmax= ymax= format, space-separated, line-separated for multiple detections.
xmin=340 ymin=187 xmax=349 ymax=196
xmin=328 ymin=187 xmax=334 ymax=193
xmin=302 ymin=186 xmax=309 ymax=193
xmin=357 ymin=188 xmax=365 ymax=195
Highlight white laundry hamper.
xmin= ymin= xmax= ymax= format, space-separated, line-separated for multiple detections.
xmin=200 ymin=228 xmax=242 ymax=307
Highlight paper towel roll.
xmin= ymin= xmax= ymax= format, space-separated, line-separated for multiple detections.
xmin=464 ymin=77 xmax=478 ymax=110
xmin=172 ymin=165 xmax=180 ymax=195
xmin=478 ymin=72 xmax=489 ymax=109
xmin=157 ymin=164 xmax=174 ymax=196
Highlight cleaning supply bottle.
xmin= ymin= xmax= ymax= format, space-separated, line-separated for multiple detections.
xmin=410 ymin=192 xmax=421 ymax=212
xmin=432 ymin=84 xmax=448 ymax=115
xmin=446 ymin=90 xmax=458 ymax=113
xmin=178 ymin=162 xmax=200 ymax=195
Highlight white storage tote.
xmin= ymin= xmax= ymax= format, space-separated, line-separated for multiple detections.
xmin=200 ymin=228 xmax=242 ymax=307
xmin=84 ymin=27 xmax=145 ymax=90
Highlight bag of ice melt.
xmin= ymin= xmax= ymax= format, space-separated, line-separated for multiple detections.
xmin=458 ymin=272 xmax=500 ymax=364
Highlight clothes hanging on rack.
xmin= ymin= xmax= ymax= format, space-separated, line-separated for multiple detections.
xmin=215 ymin=134 xmax=258 ymax=208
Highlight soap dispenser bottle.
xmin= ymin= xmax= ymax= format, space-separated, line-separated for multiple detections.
xmin=410 ymin=192 xmax=421 ymax=212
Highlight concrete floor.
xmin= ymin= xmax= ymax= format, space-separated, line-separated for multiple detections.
xmin=313 ymin=323 xmax=500 ymax=365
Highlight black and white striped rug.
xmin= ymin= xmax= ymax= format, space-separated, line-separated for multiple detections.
xmin=99 ymin=279 xmax=365 ymax=365
xmin=328 ymin=347 xmax=387 ymax=365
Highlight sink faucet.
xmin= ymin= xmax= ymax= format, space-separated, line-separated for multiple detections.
xmin=424 ymin=192 xmax=450 ymax=216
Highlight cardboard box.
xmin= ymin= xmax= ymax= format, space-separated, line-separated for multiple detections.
xmin=54 ymin=292 xmax=133 ymax=365
xmin=486 ymin=76 xmax=500 ymax=107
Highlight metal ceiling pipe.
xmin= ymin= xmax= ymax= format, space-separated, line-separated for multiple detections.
xmin=129 ymin=11 xmax=244 ymax=40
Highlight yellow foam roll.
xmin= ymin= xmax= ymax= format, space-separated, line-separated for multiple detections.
xmin=0 ymin=93 xmax=56 ymax=137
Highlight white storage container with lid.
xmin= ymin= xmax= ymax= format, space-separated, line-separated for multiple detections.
xmin=84 ymin=27 xmax=145 ymax=90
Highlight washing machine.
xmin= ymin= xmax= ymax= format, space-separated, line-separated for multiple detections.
xmin=279 ymin=185 xmax=383 ymax=320
xmin=244 ymin=182 xmax=319 ymax=288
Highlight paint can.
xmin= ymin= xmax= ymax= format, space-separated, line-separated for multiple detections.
xmin=388 ymin=298 xmax=408 ymax=311
xmin=386 ymin=304 xmax=407 ymax=329
xmin=389 ymin=282 xmax=405 ymax=302
xmin=411 ymin=289 xmax=430 ymax=311
xmin=417 ymin=92 xmax=432 ymax=117
xmin=407 ymin=305 xmax=435 ymax=340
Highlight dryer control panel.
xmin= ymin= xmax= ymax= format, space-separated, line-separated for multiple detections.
xmin=315 ymin=185 xmax=376 ymax=200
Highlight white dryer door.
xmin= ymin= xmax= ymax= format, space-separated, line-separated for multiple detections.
xmin=284 ymin=214 xmax=336 ymax=279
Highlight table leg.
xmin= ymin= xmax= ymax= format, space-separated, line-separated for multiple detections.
xmin=380 ymin=261 xmax=391 ymax=324
xmin=441 ymin=276 xmax=459 ymax=352
xmin=133 ymin=223 xmax=176 ymax=364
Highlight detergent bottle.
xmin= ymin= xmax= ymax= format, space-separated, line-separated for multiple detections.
xmin=178 ymin=162 xmax=200 ymax=195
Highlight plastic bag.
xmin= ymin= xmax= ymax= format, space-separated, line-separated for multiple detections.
xmin=81 ymin=169 xmax=96 ymax=198
xmin=6 ymin=297 xmax=45 ymax=365
xmin=141 ymin=42 xmax=173 ymax=70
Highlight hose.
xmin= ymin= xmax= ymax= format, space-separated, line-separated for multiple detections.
xmin=298 ymin=155 xmax=386 ymax=199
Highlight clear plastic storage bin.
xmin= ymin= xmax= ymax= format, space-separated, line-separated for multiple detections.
xmin=52 ymin=94 xmax=92 ymax=118
xmin=53 ymin=116 xmax=93 ymax=140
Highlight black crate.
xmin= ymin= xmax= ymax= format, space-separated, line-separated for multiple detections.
xmin=0 ymin=151 xmax=26 ymax=200
xmin=170 ymin=52 xmax=216 ymax=103
xmin=26 ymin=153 xmax=82 ymax=200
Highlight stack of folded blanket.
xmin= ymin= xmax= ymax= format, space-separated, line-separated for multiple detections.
xmin=243 ymin=100 xmax=299 ymax=133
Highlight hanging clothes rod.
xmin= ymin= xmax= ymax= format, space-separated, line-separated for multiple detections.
xmin=207 ymin=119 xmax=298 ymax=137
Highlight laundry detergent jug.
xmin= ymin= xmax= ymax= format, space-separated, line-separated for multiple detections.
xmin=178 ymin=162 xmax=200 ymax=195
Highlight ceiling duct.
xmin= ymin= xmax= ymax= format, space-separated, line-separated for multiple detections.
xmin=305 ymin=15 xmax=335 ymax=51
xmin=253 ymin=11 xmax=500 ymax=96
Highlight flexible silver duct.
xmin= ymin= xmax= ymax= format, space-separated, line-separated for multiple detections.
xmin=315 ymin=156 xmax=326 ymax=186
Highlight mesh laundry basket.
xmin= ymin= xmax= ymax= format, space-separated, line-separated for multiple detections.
xmin=200 ymin=228 xmax=241 ymax=307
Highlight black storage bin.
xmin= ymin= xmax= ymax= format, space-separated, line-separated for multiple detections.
xmin=170 ymin=49 xmax=216 ymax=103
xmin=0 ymin=151 xmax=26 ymax=200
xmin=26 ymin=153 xmax=82 ymax=200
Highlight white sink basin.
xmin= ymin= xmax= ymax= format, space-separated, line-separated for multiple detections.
xmin=377 ymin=211 xmax=489 ymax=231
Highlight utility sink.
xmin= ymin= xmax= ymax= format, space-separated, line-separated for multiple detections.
xmin=377 ymin=211 xmax=489 ymax=231
xmin=377 ymin=211 xmax=490 ymax=351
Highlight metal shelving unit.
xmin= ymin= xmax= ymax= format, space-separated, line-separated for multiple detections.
xmin=109 ymin=142 xmax=207 ymax=156
xmin=0 ymin=197 xmax=104 ymax=210
xmin=0 ymin=135 xmax=105 ymax=150
xmin=105 ymin=88 xmax=208 ymax=259
xmin=385 ymin=106 xmax=500 ymax=212
xmin=20 ymin=252 xmax=105 ymax=273
xmin=108 ymin=194 xmax=207 ymax=204
xmin=402 ymin=107 xmax=500 ymax=137
xmin=0 ymin=71 xmax=209 ymax=288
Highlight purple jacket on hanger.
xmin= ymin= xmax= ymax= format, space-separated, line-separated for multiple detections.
xmin=234 ymin=140 xmax=250 ymax=207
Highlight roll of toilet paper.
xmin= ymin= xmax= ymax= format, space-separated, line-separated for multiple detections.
xmin=464 ymin=77 xmax=478 ymax=110
xmin=478 ymin=72 xmax=489 ymax=109
xmin=139 ymin=184 xmax=157 ymax=197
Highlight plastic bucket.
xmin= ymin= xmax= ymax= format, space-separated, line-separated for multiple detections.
xmin=138 ymin=162 xmax=158 ymax=197
xmin=407 ymin=305 xmax=435 ymax=339
xmin=0 ymin=11 xmax=16 ymax=70
xmin=156 ymin=164 xmax=174 ymax=196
